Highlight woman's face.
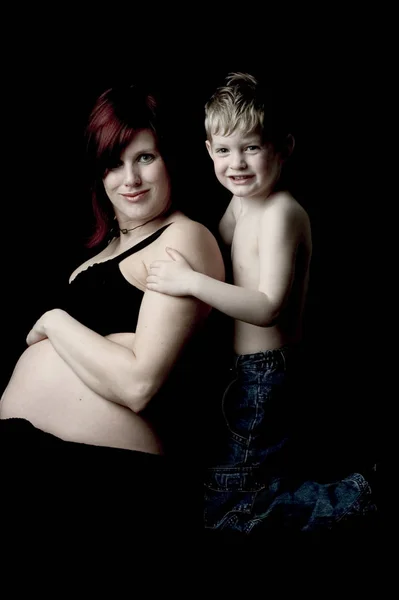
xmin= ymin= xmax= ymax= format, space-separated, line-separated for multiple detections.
xmin=103 ymin=129 xmax=171 ymax=227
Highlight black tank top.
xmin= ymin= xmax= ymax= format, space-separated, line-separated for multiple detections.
xmin=63 ymin=224 xmax=172 ymax=336
xmin=61 ymin=221 xmax=229 ymax=461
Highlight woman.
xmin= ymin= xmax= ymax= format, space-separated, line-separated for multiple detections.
xmin=0 ymin=83 xmax=225 ymax=549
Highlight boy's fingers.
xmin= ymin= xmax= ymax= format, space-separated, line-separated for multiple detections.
xmin=165 ymin=247 xmax=183 ymax=261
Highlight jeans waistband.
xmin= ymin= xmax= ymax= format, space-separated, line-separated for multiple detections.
xmin=233 ymin=344 xmax=298 ymax=369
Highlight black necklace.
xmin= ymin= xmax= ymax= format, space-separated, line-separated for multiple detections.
xmin=119 ymin=217 xmax=156 ymax=235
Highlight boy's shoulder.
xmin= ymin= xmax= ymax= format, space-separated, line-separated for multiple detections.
xmin=266 ymin=190 xmax=303 ymax=209
xmin=261 ymin=192 xmax=309 ymax=223
xmin=227 ymin=194 xmax=241 ymax=216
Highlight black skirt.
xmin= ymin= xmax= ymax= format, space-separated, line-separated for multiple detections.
xmin=0 ymin=418 xmax=175 ymax=551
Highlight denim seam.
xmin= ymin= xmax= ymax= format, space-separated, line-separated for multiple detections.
xmin=335 ymin=475 xmax=373 ymax=523
xmin=244 ymin=370 xmax=261 ymax=463
xmin=222 ymin=375 xmax=248 ymax=445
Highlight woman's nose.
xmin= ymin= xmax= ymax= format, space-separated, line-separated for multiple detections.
xmin=124 ymin=166 xmax=141 ymax=187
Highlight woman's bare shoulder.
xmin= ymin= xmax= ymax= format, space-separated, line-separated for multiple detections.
xmin=166 ymin=213 xmax=215 ymax=240
xmin=159 ymin=213 xmax=225 ymax=280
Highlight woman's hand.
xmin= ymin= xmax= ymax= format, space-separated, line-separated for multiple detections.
xmin=27 ymin=310 xmax=136 ymax=350
xmin=146 ymin=247 xmax=196 ymax=297
xmin=26 ymin=309 xmax=64 ymax=346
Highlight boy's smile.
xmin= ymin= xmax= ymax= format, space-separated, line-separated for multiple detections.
xmin=229 ymin=174 xmax=255 ymax=184
xmin=206 ymin=131 xmax=280 ymax=200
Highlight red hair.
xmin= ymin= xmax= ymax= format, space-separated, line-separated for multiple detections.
xmin=85 ymin=84 xmax=170 ymax=247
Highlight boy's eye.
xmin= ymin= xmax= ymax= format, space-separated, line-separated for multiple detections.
xmin=245 ymin=145 xmax=259 ymax=151
xmin=138 ymin=153 xmax=155 ymax=163
xmin=215 ymin=148 xmax=228 ymax=154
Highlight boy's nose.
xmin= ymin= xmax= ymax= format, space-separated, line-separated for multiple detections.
xmin=230 ymin=153 xmax=247 ymax=170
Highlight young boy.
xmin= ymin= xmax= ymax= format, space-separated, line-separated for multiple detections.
xmin=147 ymin=73 xmax=376 ymax=535
xmin=148 ymin=73 xmax=311 ymax=350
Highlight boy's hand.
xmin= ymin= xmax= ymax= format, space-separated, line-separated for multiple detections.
xmin=146 ymin=247 xmax=195 ymax=297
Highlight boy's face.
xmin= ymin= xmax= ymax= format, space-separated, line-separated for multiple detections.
xmin=205 ymin=130 xmax=280 ymax=200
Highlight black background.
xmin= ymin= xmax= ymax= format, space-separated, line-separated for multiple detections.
xmin=1 ymin=20 xmax=391 ymax=486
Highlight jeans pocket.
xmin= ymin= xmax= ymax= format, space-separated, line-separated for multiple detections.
xmin=204 ymin=467 xmax=265 ymax=530
xmin=221 ymin=372 xmax=259 ymax=444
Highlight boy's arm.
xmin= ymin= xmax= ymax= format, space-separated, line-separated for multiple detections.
xmin=256 ymin=202 xmax=301 ymax=323
xmin=147 ymin=203 xmax=301 ymax=327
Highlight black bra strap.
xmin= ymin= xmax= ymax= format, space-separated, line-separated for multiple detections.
xmin=116 ymin=223 xmax=173 ymax=263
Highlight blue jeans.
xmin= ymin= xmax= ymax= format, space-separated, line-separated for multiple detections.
xmin=204 ymin=347 xmax=376 ymax=533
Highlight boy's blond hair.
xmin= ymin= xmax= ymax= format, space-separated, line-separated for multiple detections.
xmin=205 ymin=72 xmax=265 ymax=140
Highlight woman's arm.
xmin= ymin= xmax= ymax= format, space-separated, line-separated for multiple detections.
xmin=26 ymin=222 xmax=224 ymax=413
xmin=105 ymin=332 xmax=136 ymax=350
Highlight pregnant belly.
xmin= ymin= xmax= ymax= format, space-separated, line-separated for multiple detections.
xmin=0 ymin=340 xmax=162 ymax=454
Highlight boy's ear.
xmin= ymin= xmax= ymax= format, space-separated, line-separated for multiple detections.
xmin=205 ymin=140 xmax=213 ymax=159
xmin=284 ymin=134 xmax=295 ymax=159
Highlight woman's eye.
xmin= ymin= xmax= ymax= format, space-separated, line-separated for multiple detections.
xmin=139 ymin=154 xmax=155 ymax=163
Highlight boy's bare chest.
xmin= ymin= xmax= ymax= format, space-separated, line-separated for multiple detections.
xmin=231 ymin=214 xmax=261 ymax=287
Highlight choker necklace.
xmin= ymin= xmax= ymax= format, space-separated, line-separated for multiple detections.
xmin=119 ymin=217 xmax=156 ymax=235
